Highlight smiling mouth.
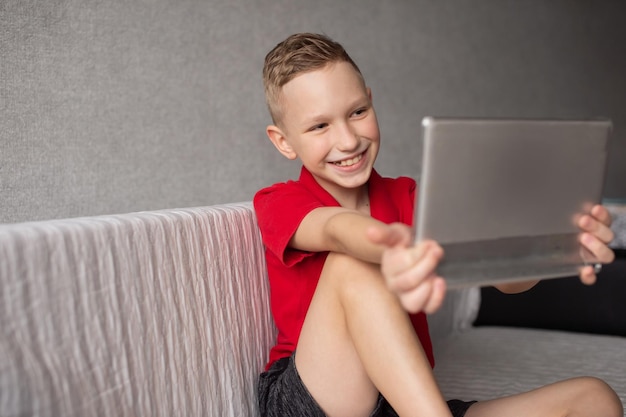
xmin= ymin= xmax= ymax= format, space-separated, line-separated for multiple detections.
xmin=332 ymin=152 xmax=364 ymax=167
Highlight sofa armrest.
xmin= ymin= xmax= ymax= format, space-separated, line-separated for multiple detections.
xmin=0 ymin=202 xmax=275 ymax=417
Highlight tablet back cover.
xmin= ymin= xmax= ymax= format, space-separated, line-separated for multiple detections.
xmin=415 ymin=118 xmax=611 ymax=288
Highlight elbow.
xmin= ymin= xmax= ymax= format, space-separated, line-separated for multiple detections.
xmin=494 ymin=279 xmax=539 ymax=294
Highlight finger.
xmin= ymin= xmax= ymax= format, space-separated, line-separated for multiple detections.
xmin=365 ymin=223 xmax=394 ymax=245
xmin=423 ymin=277 xmax=447 ymax=315
xmin=578 ymin=215 xmax=615 ymax=244
xmin=381 ymin=246 xmax=424 ymax=278
xmin=381 ymin=240 xmax=439 ymax=278
xmin=366 ymin=223 xmax=412 ymax=248
xmin=399 ymin=277 xmax=436 ymax=314
xmin=399 ymin=275 xmax=446 ymax=314
xmin=580 ymin=233 xmax=615 ymax=264
xmin=578 ymin=265 xmax=597 ymax=286
xmin=385 ymin=244 xmax=443 ymax=293
xmin=591 ymin=204 xmax=613 ymax=227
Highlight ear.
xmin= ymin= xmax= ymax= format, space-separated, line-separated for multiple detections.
xmin=266 ymin=125 xmax=297 ymax=160
xmin=367 ymin=87 xmax=373 ymax=102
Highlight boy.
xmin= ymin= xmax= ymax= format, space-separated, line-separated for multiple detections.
xmin=254 ymin=33 xmax=622 ymax=417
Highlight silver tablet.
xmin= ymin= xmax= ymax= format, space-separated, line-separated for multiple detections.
xmin=415 ymin=117 xmax=612 ymax=289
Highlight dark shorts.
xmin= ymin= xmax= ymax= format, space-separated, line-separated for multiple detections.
xmin=258 ymin=355 xmax=476 ymax=417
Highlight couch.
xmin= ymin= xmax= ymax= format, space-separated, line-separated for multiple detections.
xmin=1 ymin=202 xmax=624 ymax=416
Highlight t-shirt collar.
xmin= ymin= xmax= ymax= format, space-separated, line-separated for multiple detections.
xmin=297 ymin=166 xmax=392 ymax=221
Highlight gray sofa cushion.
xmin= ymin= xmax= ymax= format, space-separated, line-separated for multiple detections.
xmin=434 ymin=326 xmax=626 ymax=407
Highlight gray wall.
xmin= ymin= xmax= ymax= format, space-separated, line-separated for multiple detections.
xmin=2 ymin=0 xmax=625 ymax=223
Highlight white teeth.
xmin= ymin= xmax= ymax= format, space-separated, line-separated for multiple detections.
xmin=334 ymin=153 xmax=363 ymax=167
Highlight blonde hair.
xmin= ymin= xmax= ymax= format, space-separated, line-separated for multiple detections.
xmin=263 ymin=33 xmax=364 ymax=126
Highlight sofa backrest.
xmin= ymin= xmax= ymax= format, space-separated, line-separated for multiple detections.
xmin=0 ymin=202 xmax=276 ymax=417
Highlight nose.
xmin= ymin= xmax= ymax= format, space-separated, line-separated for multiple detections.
xmin=336 ymin=122 xmax=359 ymax=152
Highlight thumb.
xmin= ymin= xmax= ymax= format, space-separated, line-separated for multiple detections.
xmin=366 ymin=223 xmax=413 ymax=248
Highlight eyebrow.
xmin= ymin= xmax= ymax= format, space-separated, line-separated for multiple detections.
xmin=300 ymin=95 xmax=371 ymax=127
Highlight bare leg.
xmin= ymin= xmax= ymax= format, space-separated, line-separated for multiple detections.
xmin=466 ymin=376 xmax=623 ymax=417
xmin=294 ymin=252 xmax=452 ymax=417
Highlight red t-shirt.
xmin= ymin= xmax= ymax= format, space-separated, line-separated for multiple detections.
xmin=254 ymin=166 xmax=434 ymax=370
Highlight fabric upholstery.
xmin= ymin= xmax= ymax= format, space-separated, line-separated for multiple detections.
xmin=433 ymin=326 xmax=626 ymax=408
xmin=1 ymin=202 xmax=625 ymax=416
xmin=0 ymin=203 xmax=276 ymax=416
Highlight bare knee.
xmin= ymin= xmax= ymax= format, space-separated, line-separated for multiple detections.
xmin=321 ymin=252 xmax=389 ymax=302
xmin=322 ymin=251 xmax=379 ymax=283
xmin=568 ymin=376 xmax=622 ymax=417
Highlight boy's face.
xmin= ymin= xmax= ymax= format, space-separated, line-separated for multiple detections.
xmin=267 ymin=62 xmax=380 ymax=200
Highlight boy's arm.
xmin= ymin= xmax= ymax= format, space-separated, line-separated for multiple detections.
xmin=291 ymin=207 xmax=447 ymax=314
xmin=290 ymin=207 xmax=392 ymax=264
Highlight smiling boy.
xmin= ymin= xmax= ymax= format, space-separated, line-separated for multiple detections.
xmin=253 ymin=33 xmax=622 ymax=417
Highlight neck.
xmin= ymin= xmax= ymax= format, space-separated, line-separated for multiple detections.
xmin=329 ymin=184 xmax=370 ymax=213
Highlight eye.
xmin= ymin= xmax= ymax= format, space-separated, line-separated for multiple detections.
xmin=309 ymin=123 xmax=328 ymax=131
xmin=352 ymin=107 xmax=368 ymax=117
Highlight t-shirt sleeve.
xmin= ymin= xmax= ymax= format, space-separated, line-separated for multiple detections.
xmin=253 ymin=182 xmax=324 ymax=267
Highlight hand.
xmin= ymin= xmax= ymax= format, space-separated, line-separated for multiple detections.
xmin=577 ymin=204 xmax=615 ymax=285
xmin=367 ymin=223 xmax=447 ymax=314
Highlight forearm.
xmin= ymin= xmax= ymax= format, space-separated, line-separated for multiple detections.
xmin=291 ymin=207 xmax=413 ymax=265
xmin=324 ymin=211 xmax=388 ymax=264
